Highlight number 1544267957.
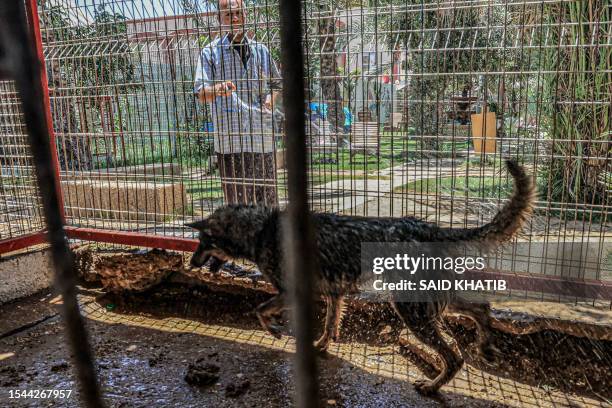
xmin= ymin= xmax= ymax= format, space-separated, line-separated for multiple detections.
xmin=8 ymin=389 xmax=73 ymax=399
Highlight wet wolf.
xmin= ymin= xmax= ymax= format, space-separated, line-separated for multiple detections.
xmin=187 ymin=159 xmax=535 ymax=395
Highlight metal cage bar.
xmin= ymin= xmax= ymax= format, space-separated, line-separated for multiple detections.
xmin=279 ymin=0 xmax=320 ymax=405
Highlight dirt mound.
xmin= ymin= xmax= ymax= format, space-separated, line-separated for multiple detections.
xmin=185 ymin=359 xmax=220 ymax=387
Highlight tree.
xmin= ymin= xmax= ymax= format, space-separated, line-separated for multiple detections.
xmin=382 ymin=1 xmax=506 ymax=156
xmin=539 ymin=1 xmax=610 ymax=213
xmin=38 ymin=2 xmax=92 ymax=170
xmin=313 ymin=1 xmax=345 ymax=135
xmin=38 ymin=2 xmax=138 ymax=170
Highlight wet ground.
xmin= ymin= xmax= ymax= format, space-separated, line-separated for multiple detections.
xmin=0 ymin=286 xmax=610 ymax=407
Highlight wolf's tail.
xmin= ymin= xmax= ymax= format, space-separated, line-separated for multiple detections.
xmin=438 ymin=159 xmax=535 ymax=250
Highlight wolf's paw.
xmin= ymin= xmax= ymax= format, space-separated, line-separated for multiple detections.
xmin=267 ymin=324 xmax=283 ymax=339
xmin=256 ymin=313 xmax=283 ymax=339
xmin=414 ymin=379 xmax=439 ymax=396
xmin=314 ymin=337 xmax=330 ymax=353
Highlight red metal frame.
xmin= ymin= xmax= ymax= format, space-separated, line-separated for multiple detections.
xmin=64 ymin=227 xmax=198 ymax=252
xmin=25 ymin=0 xmax=65 ymax=220
xmin=2 ymin=226 xmax=608 ymax=299
xmin=0 ymin=231 xmax=48 ymax=255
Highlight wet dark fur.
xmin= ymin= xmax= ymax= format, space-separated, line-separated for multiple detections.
xmin=187 ymin=160 xmax=535 ymax=395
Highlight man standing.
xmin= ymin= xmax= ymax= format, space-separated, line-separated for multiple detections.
xmin=194 ymin=0 xmax=281 ymax=205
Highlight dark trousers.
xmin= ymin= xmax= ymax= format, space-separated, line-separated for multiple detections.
xmin=217 ymin=152 xmax=278 ymax=206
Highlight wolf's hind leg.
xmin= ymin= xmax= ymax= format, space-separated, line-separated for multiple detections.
xmin=393 ymin=303 xmax=464 ymax=395
xmin=314 ymin=295 xmax=344 ymax=352
xmin=410 ymin=320 xmax=463 ymax=395
xmin=447 ymin=299 xmax=498 ymax=361
xmin=398 ymin=329 xmax=443 ymax=380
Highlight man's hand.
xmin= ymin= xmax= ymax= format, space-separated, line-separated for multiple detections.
xmin=214 ymin=81 xmax=236 ymax=97
xmin=198 ymin=81 xmax=236 ymax=103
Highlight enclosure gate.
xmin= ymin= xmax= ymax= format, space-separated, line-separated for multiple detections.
xmin=0 ymin=0 xmax=198 ymax=254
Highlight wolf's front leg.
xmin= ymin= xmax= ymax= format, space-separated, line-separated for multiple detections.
xmin=255 ymin=294 xmax=286 ymax=339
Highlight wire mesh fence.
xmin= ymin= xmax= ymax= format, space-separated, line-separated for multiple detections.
xmin=0 ymin=80 xmax=45 ymax=240
xmin=0 ymin=0 xmax=610 ymax=289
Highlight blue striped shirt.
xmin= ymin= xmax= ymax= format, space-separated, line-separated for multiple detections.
xmin=194 ymin=35 xmax=281 ymax=153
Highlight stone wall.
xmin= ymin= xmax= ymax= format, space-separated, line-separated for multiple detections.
xmin=0 ymin=250 xmax=52 ymax=304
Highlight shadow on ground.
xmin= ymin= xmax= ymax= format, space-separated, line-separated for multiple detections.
xmin=0 ymin=285 xmax=609 ymax=407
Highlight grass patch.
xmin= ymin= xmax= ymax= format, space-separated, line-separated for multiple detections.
xmin=94 ymin=135 xmax=214 ymax=170
xmin=308 ymin=173 xmax=390 ymax=186
xmin=397 ymin=175 xmax=514 ymax=198
xmin=463 ymin=156 xmax=505 ymax=169
xmin=308 ymin=137 xmax=418 ymax=172
xmin=184 ymin=178 xmax=223 ymax=201
xmin=309 ymin=151 xmax=390 ymax=171
xmin=440 ymin=140 xmax=470 ymax=152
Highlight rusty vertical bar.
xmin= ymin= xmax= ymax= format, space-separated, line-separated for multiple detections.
xmin=0 ymin=2 xmax=104 ymax=407
xmin=278 ymin=0 xmax=320 ymax=407
xmin=24 ymin=0 xmax=66 ymax=221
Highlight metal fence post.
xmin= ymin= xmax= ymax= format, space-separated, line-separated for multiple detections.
xmin=0 ymin=1 xmax=104 ymax=407
xmin=24 ymin=0 xmax=66 ymax=222
xmin=278 ymin=0 xmax=320 ymax=406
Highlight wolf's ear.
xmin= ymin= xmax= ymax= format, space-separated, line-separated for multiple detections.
xmin=185 ymin=220 xmax=208 ymax=230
